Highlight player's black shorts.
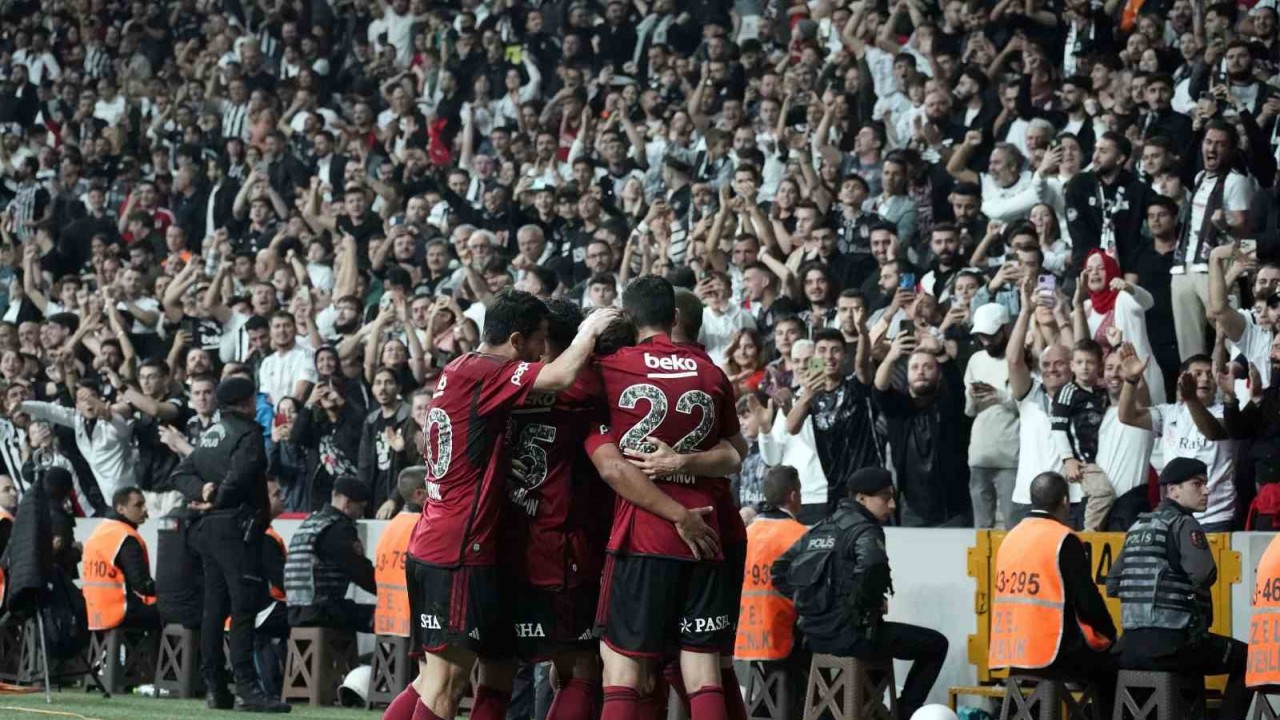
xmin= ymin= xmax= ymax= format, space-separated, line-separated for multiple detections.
xmin=595 ymin=553 xmax=729 ymax=658
xmin=406 ymin=556 xmax=513 ymax=659
xmin=511 ymin=581 xmax=599 ymax=661
xmin=720 ymin=541 xmax=748 ymax=655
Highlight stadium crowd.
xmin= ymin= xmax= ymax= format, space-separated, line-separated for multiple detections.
xmin=4 ymin=0 xmax=1280 ymax=714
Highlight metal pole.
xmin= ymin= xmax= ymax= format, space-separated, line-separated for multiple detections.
xmin=35 ymin=614 xmax=51 ymax=704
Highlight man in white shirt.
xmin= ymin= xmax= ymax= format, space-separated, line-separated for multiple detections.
xmin=258 ymin=311 xmax=317 ymax=408
xmin=697 ymin=271 xmax=757 ymax=367
xmin=1118 ymin=352 xmax=1237 ymax=531
xmin=1174 ymin=121 xmax=1252 ymax=359
xmin=1208 ymin=243 xmax=1274 ymax=389
xmin=1007 ymin=282 xmax=1079 ymax=525
xmin=965 ymin=304 xmax=1020 ymax=528
xmin=1096 ymin=350 xmax=1156 ymax=530
xmin=21 ymin=385 xmax=135 ymax=511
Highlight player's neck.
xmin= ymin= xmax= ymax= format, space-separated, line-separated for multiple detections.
xmin=636 ymin=326 xmax=672 ymax=343
xmin=477 ymin=342 xmax=518 ymax=360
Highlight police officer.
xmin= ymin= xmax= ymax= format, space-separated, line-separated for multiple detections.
xmin=172 ymin=376 xmax=289 ymax=713
xmin=283 ymin=475 xmax=376 ymax=632
xmin=990 ymin=472 xmax=1116 ymax=711
xmin=1106 ymin=457 xmax=1248 ymax=718
xmin=772 ymin=468 xmax=949 ymax=719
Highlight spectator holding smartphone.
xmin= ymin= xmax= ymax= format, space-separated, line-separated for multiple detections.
xmin=964 ymin=303 xmax=1020 ymax=528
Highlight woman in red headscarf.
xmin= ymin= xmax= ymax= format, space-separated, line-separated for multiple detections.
xmin=1073 ymin=248 xmax=1167 ymax=404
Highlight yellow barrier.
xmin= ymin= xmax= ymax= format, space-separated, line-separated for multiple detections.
xmin=966 ymin=530 xmax=1241 ymax=690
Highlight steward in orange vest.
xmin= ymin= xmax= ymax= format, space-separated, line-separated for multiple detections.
xmin=990 ymin=472 xmax=1116 ymax=698
xmin=374 ymin=468 xmax=426 ymax=638
xmin=1248 ymin=533 xmax=1280 ymax=688
xmin=82 ymin=487 xmax=159 ymax=631
xmin=735 ymin=468 xmax=809 ymax=661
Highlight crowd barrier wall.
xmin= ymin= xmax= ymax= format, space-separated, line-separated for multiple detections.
xmin=66 ymin=520 xmax=1277 ymax=705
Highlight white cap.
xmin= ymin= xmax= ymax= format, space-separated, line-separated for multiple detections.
xmin=1253 ymin=0 xmax=1276 ymax=14
xmin=971 ymin=303 xmax=1010 ymax=336
xmin=911 ymin=705 xmax=959 ymax=720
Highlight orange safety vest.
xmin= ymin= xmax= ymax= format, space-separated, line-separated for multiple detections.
xmin=1248 ymin=534 xmax=1280 ymax=687
xmin=0 ymin=507 xmax=13 ymax=605
xmin=224 ymin=525 xmax=288 ymax=631
xmin=733 ymin=515 xmax=809 ymax=661
xmin=374 ymin=511 xmax=418 ymax=638
xmin=83 ymin=518 xmax=156 ymax=631
xmin=989 ymin=516 xmax=1111 ymax=669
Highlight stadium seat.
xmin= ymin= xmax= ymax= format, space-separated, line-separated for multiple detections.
xmin=366 ymin=634 xmax=417 ymax=709
xmin=86 ymin=627 xmax=158 ymax=693
xmin=802 ymin=654 xmax=897 ymax=720
xmin=154 ymin=624 xmax=203 ymax=698
xmin=1000 ymin=674 xmax=1101 ymax=720
xmin=281 ymin=626 xmax=357 ymax=706
xmin=745 ymin=660 xmax=796 ymax=720
xmin=1253 ymin=688 xmax=1280 ymax=719
xmin=1112 ymin=670 xmax=1204 ymax=720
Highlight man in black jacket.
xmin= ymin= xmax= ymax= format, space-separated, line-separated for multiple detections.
xmin=772 ymin=468 xmax=948 ymax=719
xmin=283 ymin=475 xmax=375 ymax=631
xmin=1064 ymin=132 xmax=1152 ymax=272
xmin=356 ymin=367 xmax=410 ymax=519
xmin=172 ymin=376 xmax=289 ymax=713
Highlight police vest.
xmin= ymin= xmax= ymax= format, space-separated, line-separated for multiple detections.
xmin=1115 ymin=504 xmax=1210 ymax=632
xmin=374 ymin=511 xmax=418 ymax=637
xmin=0 ymin=507 xmax=12 ymax=606
xmin=1248 ymin=534 xmax=1280 ymax=687
xmin=283 ymin=507 xmax=350 ymax=608
xmin=989 ymin=517 xmax=1112 ymax=669
xmin=83 ymin=518 xmax=156 ymax=631
xmin=735 ymin=515 xmax=809 ymax=661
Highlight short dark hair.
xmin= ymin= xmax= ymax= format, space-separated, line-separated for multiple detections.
xmin=1099 ymin=131 xmax=1132 ymax=160
xmin=623 ymin=276 xmax=676 ymax=329
xmin=762 ymin=466 xmax=801 ymax=508
xmin=1073 ymin=339 xmax=1104 ymax=363
xmin=674 ymin=288 xmax=704 ymax=341
xmin=245 ymin=315 xmax=270 ymax=332
xmin=812 ymin=328 xmax=845 ymax=346
xmin=480 ymin=289 xmax=549 ymax=346
xmin=112 ymin=485 xmax=143 ymax=509
xmin=1181 ymin=353 xmax=1213 ymax=372
xmin=1029 ymin=472 xmax=1068 ymax=512
xmin=528 ymin=266 xmax=558 ymax=294
xmin=545 ymin=297 xmax=584 ymax=355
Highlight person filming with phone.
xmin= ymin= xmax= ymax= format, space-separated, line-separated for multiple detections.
xmin=964 ymin=303 xmax=1020 ymax=529
xmin=786 ymin=312 xmax=880 ymax=514
xmin=873 ymin=322 xmax=971 ymax=527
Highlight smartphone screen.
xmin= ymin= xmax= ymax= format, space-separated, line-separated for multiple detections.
xmin=899 ymin=272 xmax=916 ymax=291
xmin=1037 ymin=274 xmax=1056 ymax=295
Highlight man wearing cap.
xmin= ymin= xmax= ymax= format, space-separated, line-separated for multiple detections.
xmin=1106 ymin=458 xmax=1249 ymax=719
xmin=283 ymin=475 xmax=376 ymax=631
xmin=772 ymin=468 xmax=948 ymax=719
xmin=964 ymin=302 xmax=1019 ymax=529
xmin=171 ymin=376 xmax=289 ymax=713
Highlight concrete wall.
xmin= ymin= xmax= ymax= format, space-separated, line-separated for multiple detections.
xmin=69 ymin=519 xmax=1277 ymax=706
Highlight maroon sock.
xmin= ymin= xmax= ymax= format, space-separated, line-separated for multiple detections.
xmin=663 ymin=661 xmax=690 ymax=711
xmin=688 ymin=685 xmax=728 ymax=720
xmin=470 ymin=684 xmax=512 ymax=720
xmin=410 ymin=696 xmax=446 ymax=720
xmin=602 ymin=685 xmax=643 ymax=720
xmin=547 ymin=677 xmax=597 ymax=720
xmin=721 ymin=668 xmax=747 ymax=720
xmin=382 ymin=685 xmax=420 ymax=720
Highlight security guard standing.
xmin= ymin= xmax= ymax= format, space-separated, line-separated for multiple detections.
xmin=172 ymin=376 xmax=289 ymax=714
xmin=1106 ymin=458 xmax=1248 ymax=718
xmin=283 ymin=475 xmax=376 ymax=631
xmin=772 ymin=468 xmax=949 ymax=720
xmin=373 ymin=467 xmax=426 ymax=638
xmin=734 ymin=467 xmax=809 ymax=717
xmin=990 ymin=472 xmax=1116 ymax=710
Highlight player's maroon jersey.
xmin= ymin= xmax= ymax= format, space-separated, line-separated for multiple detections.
xmin=407 ymin=352 xmax=543 ymax=567
xmin=585 ymin=334 xmax=740 ymax=560
xmin=503 ymin=371 xmax=611 ymax=589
